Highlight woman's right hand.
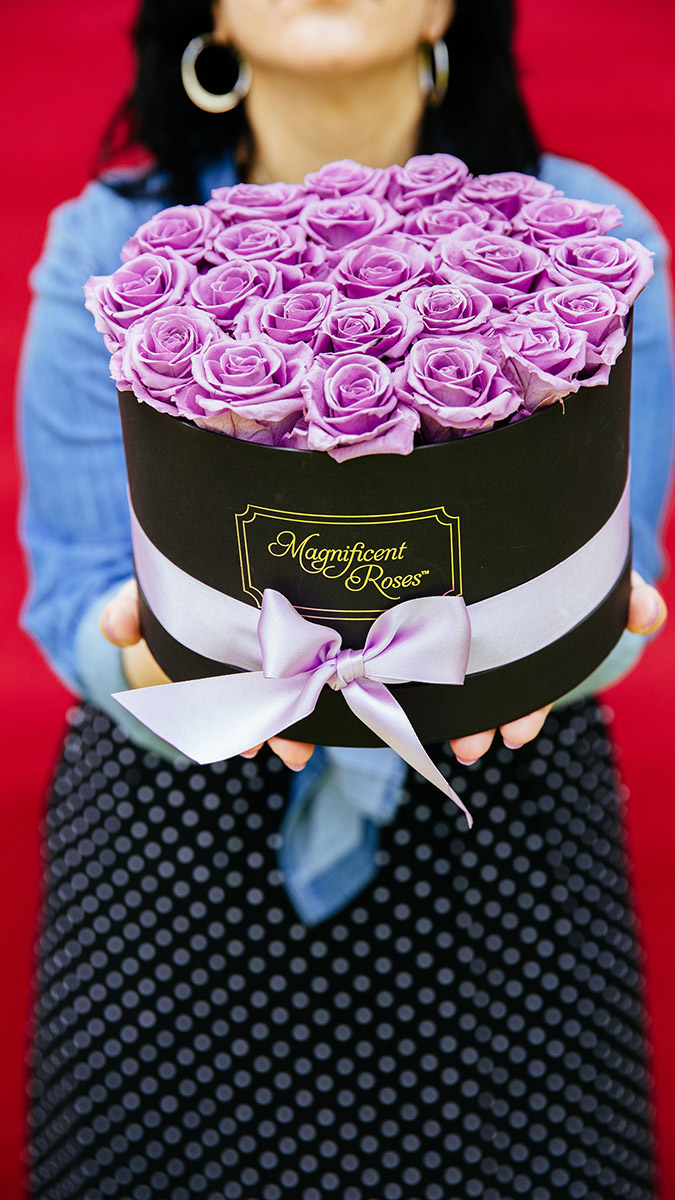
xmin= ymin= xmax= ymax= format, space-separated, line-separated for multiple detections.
xmin=99 ymin=578 xmax=314 ymax=771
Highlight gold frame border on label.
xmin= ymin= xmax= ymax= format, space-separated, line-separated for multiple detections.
xmin=235 ymin=505 xmax=463 ymax=619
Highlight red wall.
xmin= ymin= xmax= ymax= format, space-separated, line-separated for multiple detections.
xmin=2 ymin=2 xmax=674 ymax=1195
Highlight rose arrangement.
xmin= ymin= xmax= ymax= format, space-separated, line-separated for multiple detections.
xmin=85 ymin=155 xmax=654 ymax=462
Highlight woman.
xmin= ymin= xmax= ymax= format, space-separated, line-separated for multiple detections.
xmin=19 ymin=1 xmax=673 ymax=1197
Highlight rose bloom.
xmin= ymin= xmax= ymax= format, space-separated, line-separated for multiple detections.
xmin=112 ymin=305 xmax=219 ymax=414
xmin=511 ymin=197 xmax=623 ymax=250
xmin=205 ymin=219 xmax=326 ymax=286
xmin=331 ymin=233 xmax=431 ymax=299
xmin=121 ymin=205 xmax=222 ymax=264
xmin=457 ymin=172 xmax=561 ymax=220
xmin=298 ymin=194 xmax=399 ymax=254
xmin=407 ymin=282 xmax=494 ymax=337
xmin=189 ymin=259 xmax=282 ymax=329
xmin=206 ymin=180 xmax=307 ymax=224
xmin=496 ymin=312 xmax=589 ymax=411
xmin=303 ymin=353 xmax=419 ymax=461
xmin=404 ymin=201 xmax=509 ymax=245
xmin=432 ymin=228 xmax=550 ymax=307
xmin=387 ymin=153 xmax=470 ymax=214
xmin=315 ymin=298 xmax=423 ymax=359
xmin=509 ymin=281 xmax=628 ymax=383
xmin=394 ymin=336 xmax=522 ymax=439
xmin=234 ymin=282 xmax=339 ymax=348
xmin=178 ymin=337 xmax=310 ymax=441
xmin=304 ymin=158 xmax=391 ymax=200
xmin=84 ymin=252 xmax=196 ymax=351
xmin=546 ymin=235 xmax=654 ymax=307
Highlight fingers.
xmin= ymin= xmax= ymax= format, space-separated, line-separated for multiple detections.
xmin=240 ymin=739 xmax=315 ymax=771
xmin=99 ymin=578 xmax=142 ymax=646
xmin=267 ymin=738 xmax=314 ymax=771
xmin=450 ymin=728 xmax=496 ymax=765
xmin=627 ymin=570 xmax=668 ymax=635
xmin=499 ymin=702 xmax=554 ymax=750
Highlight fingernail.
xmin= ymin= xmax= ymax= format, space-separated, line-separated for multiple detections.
xmin=455 ymin=756 xmax=478 ymax=767
xmin=642 ymin=600 xmax=661 ymax=630
xmin=503 ymin=739 xmax=524 ymax=750
xmin=240 ymin=750 xmax=258 ymax=759
xmin=103 ymin=612 xmax=115 ymax=640
xmin=285 ymin=763 xmax=306 ymax=773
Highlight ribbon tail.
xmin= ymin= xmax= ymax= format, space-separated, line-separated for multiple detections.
xmin=111 ymin=669 xmax=328 ymax=765
xmin=343 ymin=678 xmax=473 ymax=828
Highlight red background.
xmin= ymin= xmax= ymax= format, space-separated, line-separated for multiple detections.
xmin=2 ymin=1 xmax=674 ymax=1195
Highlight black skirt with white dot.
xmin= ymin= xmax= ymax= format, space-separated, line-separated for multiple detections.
xmin=26 ymin=697 xmax=654 ymax=1200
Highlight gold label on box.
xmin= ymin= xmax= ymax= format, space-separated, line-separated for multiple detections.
xmin=235 ymin=505 xmax=462 ymax=620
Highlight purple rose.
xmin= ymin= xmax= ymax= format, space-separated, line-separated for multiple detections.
xmin=206 ymin=181 xmax=307 ymax=225
xmin=303 ymin=354 xmax=419 ymax=462
xmin=546 ymin=235 xmax=654 ymax=306
xmin=299 ymin=194 xmax=399 ymax=253
xmin=387 ymin=154 xmax=469 ymax=215
xmin=234 ymin=282 xmax=339 ymax=348
xmin=511 ymin=282 xmax=628 ymax=383
xmin=511 ymin=197 xmax=623 ymax=250
xmin=84 ymin=253 xmax=196 ymax=351
xmin=120 ymin=205 xmax=222 ymax=265
xmin=315 ymin=298 xmax=423 ymax=359
xmin=331 ymin=233 xmax=431 ymax=299
xmin=112 ymin=305 xmax=219 ymax=414
xmin=304 ymin=159 xmax=390 ymax=200
xmin=432 ymin=229 xmax=550 ymax=307
xmin=177 ymin=338 xmax=310 ymax=439
xmin=458 ymin=173 xmax=561 ymax=220
xmin=278 ymin=414 xmax=311 ymax=451
xmin=394 ymin=337 xmax=521 ymax=438
xmin=403 ymin=201 xmax=509 ymax=246
xmin=205 ymin=219 xmax=326 ymax=286
xmin=407 ymin=282 xmax=494 ymax=337
xmin=189 ymin=260 xmax=282 ymax=329
xmin=496 ymin=312 xmax=589 ymax=411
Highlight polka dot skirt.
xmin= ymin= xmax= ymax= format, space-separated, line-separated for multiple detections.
xmin=26 ymin=697 xmax=654 ymax=1200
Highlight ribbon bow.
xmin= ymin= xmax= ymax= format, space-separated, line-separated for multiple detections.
xmin=114 ymin=589 xmax=474 ymax=824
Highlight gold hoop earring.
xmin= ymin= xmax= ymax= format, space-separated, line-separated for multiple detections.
xmin=418 ymin=37 xmax=450 ymax=108
xmin=181 ymin=33 xmax=252 ymax=114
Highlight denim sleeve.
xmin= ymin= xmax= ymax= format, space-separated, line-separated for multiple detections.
xmin=15 ymin=181 xmax=184 ymax=755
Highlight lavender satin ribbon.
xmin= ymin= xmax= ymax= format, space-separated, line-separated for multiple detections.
xmin=115 ymin=586 xmax=474 ymax=824
xmin=113 ymin=473 xmax=630 ymax=822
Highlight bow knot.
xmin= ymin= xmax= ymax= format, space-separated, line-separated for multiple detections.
xmin=330 ymin=648 xmax=366 ymax=691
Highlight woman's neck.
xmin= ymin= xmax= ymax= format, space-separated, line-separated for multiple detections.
xmin=240 ymin=57 xmax=425 ymax=184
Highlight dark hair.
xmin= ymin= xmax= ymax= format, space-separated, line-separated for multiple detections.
xmin=101 ymin=0 xmax=541 ymax=203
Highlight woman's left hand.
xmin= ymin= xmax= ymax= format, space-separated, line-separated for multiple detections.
xmin=450 ymin=570 xmax=668 ymax=766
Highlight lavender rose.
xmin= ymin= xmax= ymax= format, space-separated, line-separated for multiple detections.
xmin=304 ymin=159 xmax=390 ymax=200
xmin=298 ymin=194 xmax=399 ymax=254
xmin=112 ymin=305 xmax=219 ymax=414
xmin=234 ymin=282 xmax=339 ymax=348
xmin=509 ymin=282 xmax=628 ymax=383
xmin=403 ymin=201 xmax=509 ymax=245
xmin=121 ymin=205 xmax=222 ymax=265
xmin=315 ymin=298 xmax=423 ymax=359
xmin=206 ymin=181 xmax=307 ymax=225
xmin=407 ymin=282 xmax=494 ymax=337
xmin=394 ymin=337 xmax=521 ymax=438
xmin=177 ymin=338 xmax=311 ymax=440
xmin=458 ymin=173 xmax=561 ymax=220
xmin=511 ymin=197 xmax=622 ymax=250
xmin=546 ymin=235 xmax=654 ymax=307
xmin=496 ymin=312 xmax=589 ymax=411
xmin=205 ymin=218 xmax=326 ymax=286
xmin=432 ymin=229 xmax=550 ymax=308
xmin=189 ymin=260 xmax=282 ymax=329
xmin=331 ymin=233 xmax=431 ymax=299
xmin=387 ymin=154 xmax=469 ymax=215
xmin=84 ymin=253 xmax=196 ymax=351
xmin=303 ymin=353 xmax=419 ymax=462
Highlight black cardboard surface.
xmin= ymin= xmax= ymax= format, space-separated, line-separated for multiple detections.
xmin=119 ymin=321 xmax=632 ymax=746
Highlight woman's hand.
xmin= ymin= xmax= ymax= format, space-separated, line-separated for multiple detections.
xmin=100 ymin=578 xmax=314 ymax=771
xmin=449 ymin=569 xmax=668 ymax=766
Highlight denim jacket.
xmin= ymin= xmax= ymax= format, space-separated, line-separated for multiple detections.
xmin=16 ymin=152 xmax=675 ymax=924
